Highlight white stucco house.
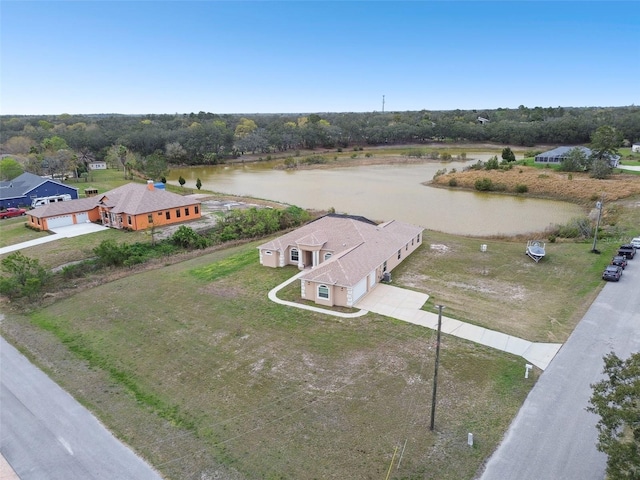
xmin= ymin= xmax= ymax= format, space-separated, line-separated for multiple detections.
xmin=258 ymin=214 xmax=424 ymax=308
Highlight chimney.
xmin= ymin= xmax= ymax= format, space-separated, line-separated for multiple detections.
xmin=147 ymin=180 xmax=154 ymax=191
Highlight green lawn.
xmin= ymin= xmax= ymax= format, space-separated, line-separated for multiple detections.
xmin=3 ymin=242 xmax=534 ymax=480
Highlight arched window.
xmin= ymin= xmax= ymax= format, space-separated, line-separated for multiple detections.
xmin=318 ymin=284 xmax=329 ymax=299
xmin=290 ymin=248 xmax=299 ymax=262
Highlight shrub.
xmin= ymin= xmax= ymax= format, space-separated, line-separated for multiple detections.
xmin=405 ymin=150 xmax=423 ymax=158
xmin=94 ymin=239 xmax=130 ymax=267
xmin=365 ymin=152 xmax=373 ymax=158
xmin=171 ymin=226 xmax=211 ymax=249
xmin=474 ymin=178 xmax=494 ymax=191
xmin=485 ymin=156 xmax=500 ymax=170
xmin=515 ymin=184 xmax=529 ymax=193
xmin=448 ymin=178 xmax=458 ymax=187
xmin=351 ymin=153 xmax=357 ymax=159
xmin=0 ymin=252 xmax=50 ymax=299
xmin=433 ymin=168 xmax=447 ymax=179
xmin=61 ymin=260 xmax=100 ymax=279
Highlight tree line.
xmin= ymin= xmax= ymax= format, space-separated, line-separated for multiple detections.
xmin=1 ymin=106 xmax=639 ymax=181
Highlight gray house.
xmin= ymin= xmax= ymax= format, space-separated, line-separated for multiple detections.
xmin=0 ymin=172 xmax=79 ymax=209
xmin=534 ymin=146 xmax=620 ymax=168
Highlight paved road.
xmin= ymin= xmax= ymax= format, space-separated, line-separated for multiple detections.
xmin=0 ymin=337 xmax=163 ymax=480
xmin=479 ymin=256 xmax=640 ymax=480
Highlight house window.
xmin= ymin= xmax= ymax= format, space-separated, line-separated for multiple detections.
xmin=318 ymin=284 xmax=329 ymax=299
xmin=406 ymin=243 xmax=408 ymax=251
xmin=195 ymin=206 xmax=199 ymax=214
xmin=417 ymin=234 xmax=421 ymax=243
xmin=184 ymin=208 xmax=189 ymax=216
xmin=176 ymin=209 xmax=181 ymax=218
xmin=412 ymin=238 xmax=414 ymax=246
xmin=157 ymin=212 xmax=162 ymax=216
xmin=291 ymin=248 xmax=299 ymax=262
xmin=398 ymin=249 xmax=401 ymax=259
xmin=166 ymin=211 xmax=170 ymax=220
xmin=383 ymin=261 xmax=387 ymax=272
xmin=324 ymin=252 xmax=332 ymax=261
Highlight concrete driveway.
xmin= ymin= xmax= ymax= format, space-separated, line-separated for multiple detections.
xmin=356 ymin=284 xmax=561 ymax=370
xmin=0 ymin=223 xmax=108 ymax=255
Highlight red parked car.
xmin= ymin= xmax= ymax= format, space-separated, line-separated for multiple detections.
xmin=0 ymin=207 xmax=27 ymax=219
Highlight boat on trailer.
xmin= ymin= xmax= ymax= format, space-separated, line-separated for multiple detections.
xmin=526 ymin=240 xmax=546 ymax=263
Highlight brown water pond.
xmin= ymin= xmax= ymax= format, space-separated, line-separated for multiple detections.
xmin=168 ymin=156 xmax=584 ymax=236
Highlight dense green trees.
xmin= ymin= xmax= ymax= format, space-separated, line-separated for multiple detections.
xmin=0 ymin=157 xmax=24 ymax=180
xmin=1 ymin=107 xmax=638 ymax=172
xmin=588 ymin=352 xmax=640 ymax=479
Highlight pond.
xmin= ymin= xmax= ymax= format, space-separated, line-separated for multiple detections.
xmin=168 ymin=156 xmax=584 ymax=236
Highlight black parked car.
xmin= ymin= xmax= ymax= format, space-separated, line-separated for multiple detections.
xmin=618 ymin=244 xmax=636 ymax=259
xmin=611 ymin=255 xmax=628 ymax=269
xmin=602 ymin=265 xmax=623 ymax=281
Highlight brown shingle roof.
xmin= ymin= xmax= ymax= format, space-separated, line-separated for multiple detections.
xmin=300 ymin=219 xmax=423 ymax=287
xmin=98 ymin=183 xmax=199 ymax=215
xmin=28 ymin=183 xmax=200 ymax=218
xmin=259 ymin=215 xmax=423 ymax=288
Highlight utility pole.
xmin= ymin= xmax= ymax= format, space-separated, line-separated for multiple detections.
xmin=382 ymin=95 xmax=385 ymax=113
xmin=591 ymin=195 xmax=604 ymax=253
xmin=430 ymin=304 xmax=444 ymax=431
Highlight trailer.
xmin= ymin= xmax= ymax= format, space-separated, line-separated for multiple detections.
xmin=526 ymin=240 xmax=546 ymax=263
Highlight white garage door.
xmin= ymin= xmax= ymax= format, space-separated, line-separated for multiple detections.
xmin=47 ymin=215 xmax=73 ymax=228
xmin=352 ymin=277 xmax=368 ymax=304
xmin=76 ymin=212 xmax=89 ymax=223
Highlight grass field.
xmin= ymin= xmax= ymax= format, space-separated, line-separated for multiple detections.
xmin=2 ymin=243 xmax=535 ymax=480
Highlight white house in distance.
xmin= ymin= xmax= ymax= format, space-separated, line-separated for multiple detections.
xmin=88 ymin=160 xmax=108 ymax=170
xmin=632 ymin=143 xmax=640 ymax=153
xmin=257 ymin=214 xmax=424 ymax=308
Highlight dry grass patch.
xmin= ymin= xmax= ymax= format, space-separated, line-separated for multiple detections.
xmin=432 ymin=167 xmax=640 ymax=203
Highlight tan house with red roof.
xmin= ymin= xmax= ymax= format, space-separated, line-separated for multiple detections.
xmin=27 ymin=181 xmax=201 ymax=231
xmin=258 ymin=214 xmax=424 ymax=307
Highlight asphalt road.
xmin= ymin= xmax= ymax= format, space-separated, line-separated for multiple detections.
xmin=479 ymin=253 xmax=640 ymax=480
xmin=0 ymin=337 xmax=163 ymax=480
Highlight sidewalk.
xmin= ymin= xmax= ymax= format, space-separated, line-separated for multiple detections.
xmin=268 ymin=278 xmax=561 ymax=370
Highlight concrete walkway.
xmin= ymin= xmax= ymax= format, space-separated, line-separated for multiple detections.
xmin=268 ymin=277 xmax=562 ymax=370
xmin=0 ymin=223 xmax=108 ymax=255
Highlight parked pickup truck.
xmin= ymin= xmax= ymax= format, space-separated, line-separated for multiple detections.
xmin=618 ymin=244 xmax=636 ymax=259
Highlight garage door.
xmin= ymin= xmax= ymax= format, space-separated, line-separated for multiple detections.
xmin=47 ymin=215 xmax=73 ymax=228
xmin=352 ymin=277 xmax=368 ymax=304
xmin=76 ymin=212 xmax=89 ymax=223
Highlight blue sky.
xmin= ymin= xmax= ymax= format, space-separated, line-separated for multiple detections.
xmin=1 ymin=1 xmax=638 ymax=115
